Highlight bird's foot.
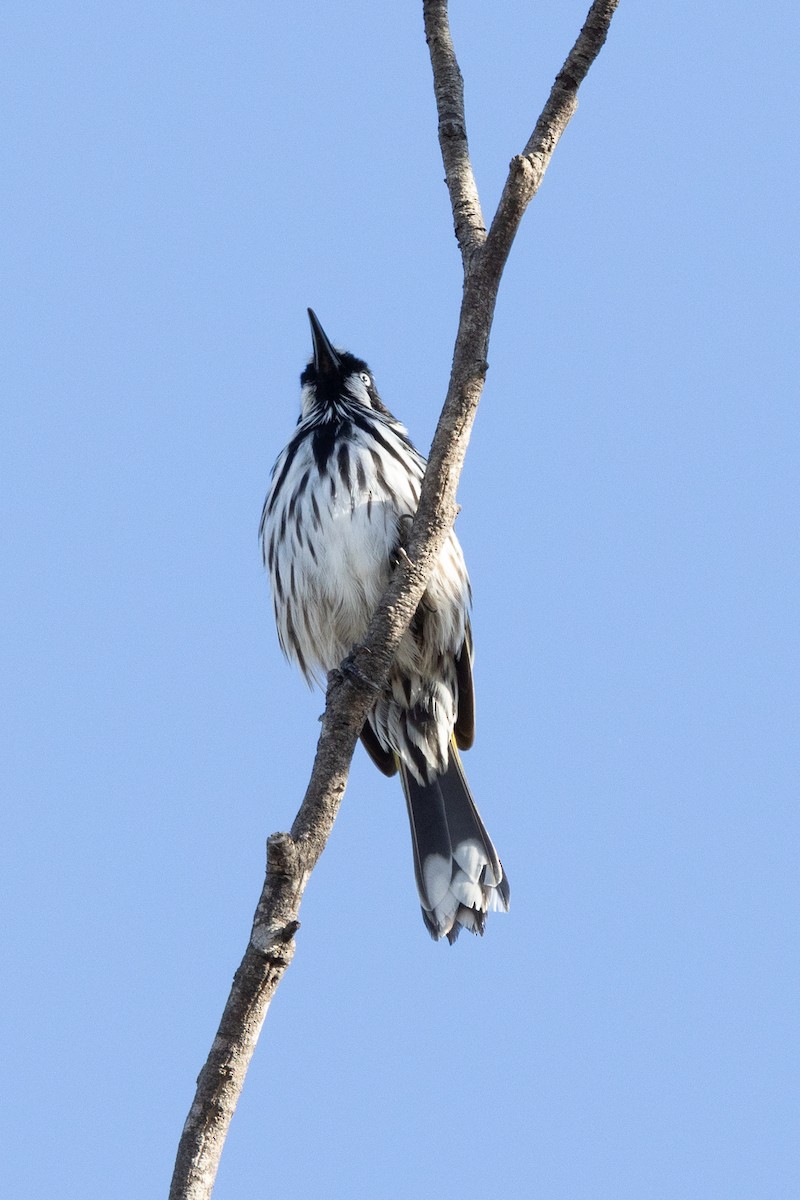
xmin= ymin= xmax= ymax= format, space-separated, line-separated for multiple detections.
xmin=391 ymin=513 xmax=415 ymax=568
xmin=328 ymin=650 xmax=382 ymax=694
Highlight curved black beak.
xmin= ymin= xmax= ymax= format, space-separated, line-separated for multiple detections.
xmin=307 ymin=309 xmax=342 ymax=379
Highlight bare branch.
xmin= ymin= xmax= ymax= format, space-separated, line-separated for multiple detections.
xmin=169 ymin=3 xmax=619 ymax=1196
xmin=170 ymin=836 xmax=300 ymax=1200
xmin=423 ymin=0 xmax=486 ymax=263
xmin=482 ymin=0 xmax=621 ymax=285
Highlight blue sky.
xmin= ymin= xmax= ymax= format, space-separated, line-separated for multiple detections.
xmin=3 ymin=2 xmax=798 ymax=1197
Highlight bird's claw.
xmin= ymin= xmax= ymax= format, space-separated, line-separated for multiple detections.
xmin=391 ymin=513 xmax=415 ymax=568
xmin=328 ymin=650 xmax=382 ymax=694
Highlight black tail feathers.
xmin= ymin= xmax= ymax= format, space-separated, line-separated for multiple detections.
xmin=399 ymin=744 xmax=510 ymax=943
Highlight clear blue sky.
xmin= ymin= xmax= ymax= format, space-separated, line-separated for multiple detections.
xmin=3 ymin=3 xmax=798 ymax=1197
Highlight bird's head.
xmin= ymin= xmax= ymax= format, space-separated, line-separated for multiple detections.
xmin=300 ymin=309 xmax=389 ymax=419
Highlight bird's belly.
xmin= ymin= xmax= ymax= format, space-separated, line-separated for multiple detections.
xmin=307 ymin=496 xmax=395 ymax=652
xmin=269 ymin=449 xmax=402 ymax=675
xmin=265 ymin=433 xmax=468 ymax=682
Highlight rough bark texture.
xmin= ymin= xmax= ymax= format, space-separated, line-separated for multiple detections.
xmin=169 ymin=3 xmax=619 ymax=1197
xmin=423 ymin=0 xmax=485 ymax=264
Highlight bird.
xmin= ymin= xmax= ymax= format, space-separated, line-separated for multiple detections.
xmin=260 ymin=310 xmax=509 ymax=942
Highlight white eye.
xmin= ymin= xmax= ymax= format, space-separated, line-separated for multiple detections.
xmin=359 ymin=371 xmax=371 ymax=387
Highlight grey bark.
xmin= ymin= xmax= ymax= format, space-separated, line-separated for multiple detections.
xmin=169 ymin=3 xmax=619 ymax=1197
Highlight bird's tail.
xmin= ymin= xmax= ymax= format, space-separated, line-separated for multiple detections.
xmin=398 ymin=741 xmax=510 ymax=943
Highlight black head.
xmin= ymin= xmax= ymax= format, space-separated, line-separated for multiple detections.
xmin=300 ymin=309 xmax=392 ymax=417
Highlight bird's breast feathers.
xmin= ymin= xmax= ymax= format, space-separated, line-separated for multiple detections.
xmin=261 ymin=415 xmax=423 ymax=674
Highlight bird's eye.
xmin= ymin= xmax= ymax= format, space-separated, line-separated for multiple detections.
xmin=359 ymin=371 xmax=371 ymax=387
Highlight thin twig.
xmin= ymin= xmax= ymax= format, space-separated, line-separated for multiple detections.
xmin=481 ymin=0 xmax=620 ymax=285
xmin=169 ymin=3 xmax=619 ymax=1196
xmin=423 ymin=0 xmax=486 ymax=264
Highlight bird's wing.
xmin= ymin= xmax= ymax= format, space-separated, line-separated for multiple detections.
xmin=453 ymin=619 xmax=475 ymax=751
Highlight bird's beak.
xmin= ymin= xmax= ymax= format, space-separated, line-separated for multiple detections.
xmin=307 ymin=309 xmax=342 ymax=378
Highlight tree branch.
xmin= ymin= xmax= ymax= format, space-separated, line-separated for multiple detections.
xmin=423 ymin=0 xmax=486 ymax=264
xmin=481 ymin=0 xmax=620 ymax=285
xmin=169 ymin=3 xmax=619 ymax=1196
